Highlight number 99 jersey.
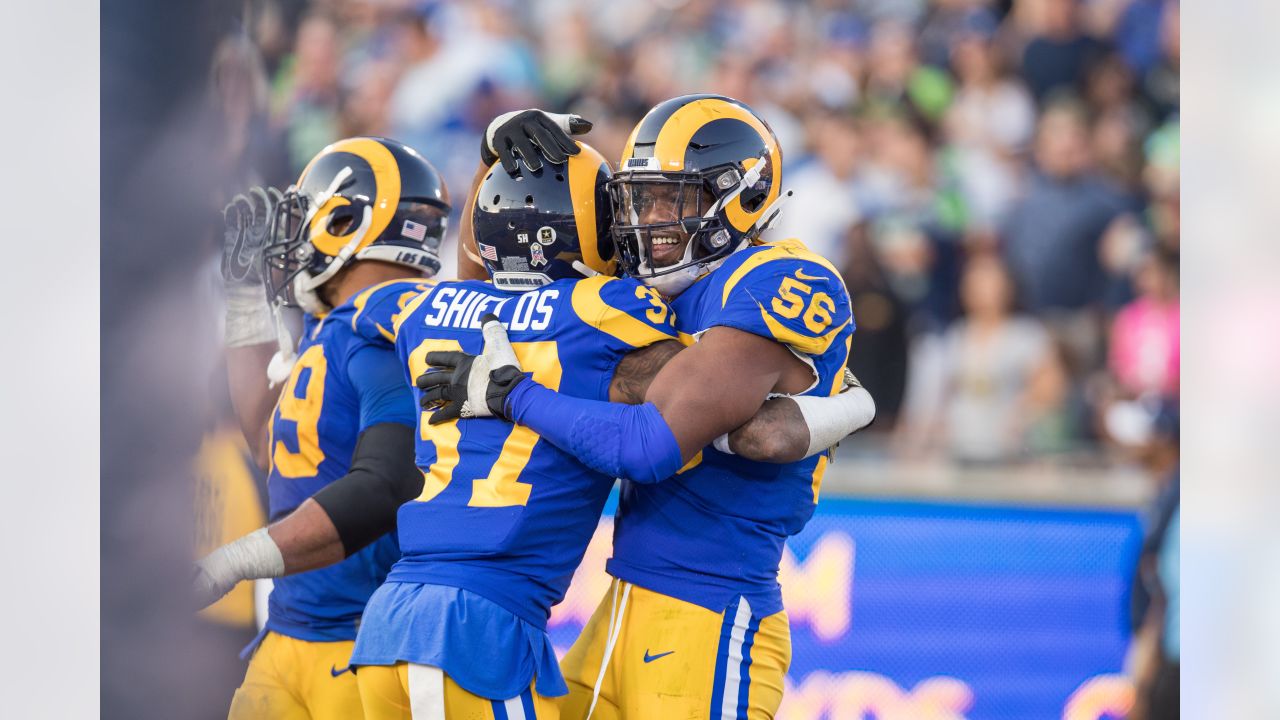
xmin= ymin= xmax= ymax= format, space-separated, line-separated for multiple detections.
xmin=261 ymin=279 xmax=429 ymax=643
xmin=609 ymin=238 xmax=856 ymax=618
xmin=388 ymin=275 xmax=679 ymax=628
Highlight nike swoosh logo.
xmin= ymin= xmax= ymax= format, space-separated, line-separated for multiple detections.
xmin=643 ymin=649 xmax=675 ymax=663
xmin=792 ymin=269 xmax=828 ymax=282
xmin=331 ymin=664 xmax=352 ymax=677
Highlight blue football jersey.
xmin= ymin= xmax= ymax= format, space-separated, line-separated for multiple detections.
xmin=607 ymin=239 xmax=855 ymax=617
xmin=388 ymin=275 xmax=679 ymax=628
xmin=262 ymin=278 xmax=430 ymax=642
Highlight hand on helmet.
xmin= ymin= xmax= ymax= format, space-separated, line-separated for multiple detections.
xmin=482 ymin=110 xmax=593 ymax=173
xmin=417 ymin=314 xmax=528 ymax=424
xmin=222 ymin=186 xmax=282 ymax=289
xmin=222 ymin=186 xmax=284 ymax=348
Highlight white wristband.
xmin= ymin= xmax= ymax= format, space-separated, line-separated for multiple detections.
xmin=794 ymin=387 xmax=876 ymax=458
xmin=224 ymin=284 xmax=276 ymax=348
xmin=194 ymin=528 xmax=285 ymax=608
xmin=712 ymin=433 xmax=734 ymax=455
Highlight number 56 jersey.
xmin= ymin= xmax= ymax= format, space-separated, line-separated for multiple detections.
xmin=389 ymin=275 xmax=678 ymax=628
xmin=609 ymin=238 xmax=856 ymax=618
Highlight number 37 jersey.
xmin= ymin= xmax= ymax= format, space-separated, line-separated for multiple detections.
xmin=609 ymin=239 xmax=856 ymax=618
xmin=390 ymin=275 xmax=678 ymax=628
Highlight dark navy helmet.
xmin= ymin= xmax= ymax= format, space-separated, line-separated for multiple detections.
xmin=472 ymin=141 xmax=614 ymax=291
xmin=263 ymin=136 xmax=450 ymax=312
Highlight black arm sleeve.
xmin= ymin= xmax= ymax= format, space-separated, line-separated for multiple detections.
xmin=311 ymin=423 xmax=423 ymax=557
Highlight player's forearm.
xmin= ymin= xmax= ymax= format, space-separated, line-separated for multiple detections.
xmin=192 ymin=499 xmax=341 ymax=603
xmin=505 ymin=380 xmax=685 ymax=483
xmin=720 ymin=384 xmax=877 ymax=462
xmin=268 ymin=499 xmax=347 ymax=574
xmin=193 ymin=425 xmax=421 ymax=609
xmin=226 ymin=342 xmax=279 ymax=471
xmin=192 ymin=501 xmax=347 ymax=610
xmin=723 ymin=397 xmax=810 ymax=463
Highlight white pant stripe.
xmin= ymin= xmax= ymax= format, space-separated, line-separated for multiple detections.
xmin=407 ymin=663 xmax=447 ymax=720
xmin=719 ymin=597 xmax=753 ymax=720
xmin=504 ymin=694 xmax=528 ymax=720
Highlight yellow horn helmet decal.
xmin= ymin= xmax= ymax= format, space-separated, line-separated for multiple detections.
xmin=307 ymin=138 xmax=402 ymax=257
xmin=649 ymin=98 xmax=781 ymax=234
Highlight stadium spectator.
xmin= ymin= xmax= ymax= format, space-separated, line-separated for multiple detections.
xmin=272 ymin=12 xmax=342 ymax=177
xmin=900 ymin=253 xmax=1068 ymax=463
xmin=208 ymin=34 xmax=286 ymax=195
xmin=1019 ymin=0 xmax=1108 ymax=103
xmin=1001 ymin=97 xmax=1129 ymax=367
xmin=218 ymin=0 xmax=1179 ymax=464
xmin=1109 ymin=245 xmax=1179 ymax=398
xmin=943 ymin=10 xmax=1037 ymax=231
xmin=772 ymin=111 xmax=865 ymax=268
xmin=866 ymin=20 xmax=954 ymax=124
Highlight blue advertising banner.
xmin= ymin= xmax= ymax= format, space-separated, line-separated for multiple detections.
xmin=547 ymin=495 xmax=1143 ymax=720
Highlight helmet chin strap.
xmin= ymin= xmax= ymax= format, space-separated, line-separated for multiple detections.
xmin=752 ymin=188 xmax=794 ymax=236
xmin=571 ymin=260 xmax=603 ymax=278
xmin=266 ymin=302 xmax=298 ymax=387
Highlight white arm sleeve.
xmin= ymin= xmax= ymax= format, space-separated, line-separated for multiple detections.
xmin=711 ymin=383 xmax=876 ymax=458
xmin=792 ymin=386 xmax=876 ymax=458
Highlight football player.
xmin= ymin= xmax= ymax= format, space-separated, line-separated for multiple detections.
xmin=432 ymin=96 xmax=875 ymax=719
xmin=197 ymin=125 xmax=863 ymax=718
xmin=198 ymin=136 xmax=450 ymax=719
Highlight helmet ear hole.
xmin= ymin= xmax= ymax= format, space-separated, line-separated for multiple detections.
xmin=739 ymin=155 xmax=773 ymax=213
xmin=325 ymin=204 xmax=361 ymax=235
xmin=740 ymin=185 xmax=767 ymax=213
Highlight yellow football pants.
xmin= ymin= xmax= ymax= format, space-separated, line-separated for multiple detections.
xmin=228 ymin=631 xmax=362 ymax=720
xmin=558 ymin=579 xmax=790 ymax=720
xmin=358 ymin=662 xmax=559 ymax=720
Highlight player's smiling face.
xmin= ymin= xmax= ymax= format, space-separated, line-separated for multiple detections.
xmin=629 ymin=182 xmax=712 ymax=267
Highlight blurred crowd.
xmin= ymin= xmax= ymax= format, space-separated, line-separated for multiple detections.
xmin=208 ymin=0 xmax=1179 ymax=468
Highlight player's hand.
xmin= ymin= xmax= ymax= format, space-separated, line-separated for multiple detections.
xmin=417 ymin=314 xmax=527 ymax=424
xmin=192 ymin=561 xmax=235 ymax=610
xmin=222 ymin=186 xmax=281 ymax=289
xmin=192 ymin=528 xmax=284 ymax=610
xmin=222 ymin=186 xmax=283 ymax=348
xmin=482 ymin=109 xmax=593 ymax=173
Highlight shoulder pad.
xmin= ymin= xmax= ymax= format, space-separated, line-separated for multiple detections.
xmin=716 ymin=240 xmax=853 ymax=355
xmin=350 ymin=279 xmax=438 ymax=344
xmin=569 ymin=276 xmax=679 ymax=349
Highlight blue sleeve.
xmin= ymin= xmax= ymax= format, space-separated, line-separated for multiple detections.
xmin=348 ymin=344 xmax=417 ymax=431
xmin=505 ymin=380 xmax=683 ymax=484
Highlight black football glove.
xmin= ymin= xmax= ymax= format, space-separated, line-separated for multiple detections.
xmin=417 ymin=314 xmax=528 ymax=424
xmin=481 ymin=109 xmax=593 ymax=173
